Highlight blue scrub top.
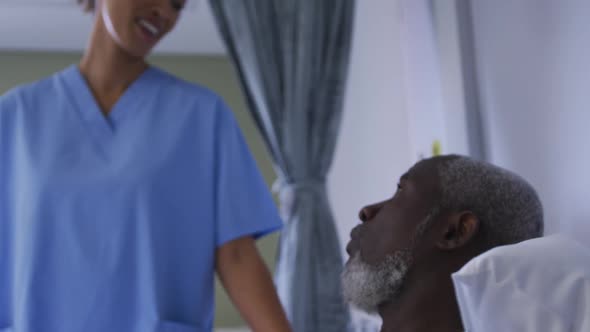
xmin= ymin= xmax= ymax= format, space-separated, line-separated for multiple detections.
xmin=0 ymin=66 xmax=282 ymax=332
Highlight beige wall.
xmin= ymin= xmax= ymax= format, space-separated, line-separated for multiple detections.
xmin=0 ymin=52 xmax=279 ymax=328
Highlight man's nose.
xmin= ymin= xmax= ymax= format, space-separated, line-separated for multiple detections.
xmin=358 ymin=201 xmax=386 ymax=223
xmin=358 ymin=207 xmax=372 ymax=223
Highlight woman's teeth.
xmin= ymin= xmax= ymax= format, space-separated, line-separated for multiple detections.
xmin=138 ymin=19 xmax=159 ymax=37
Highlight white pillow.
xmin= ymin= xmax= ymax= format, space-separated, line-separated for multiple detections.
xmin=452 ymin=234 xmax=590 ymax=332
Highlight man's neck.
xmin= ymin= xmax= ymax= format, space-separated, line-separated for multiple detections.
xmin=79 ymin=17 xmax=148 ymax=114
xmin=378 ymin=271 xmax=464 ymax=332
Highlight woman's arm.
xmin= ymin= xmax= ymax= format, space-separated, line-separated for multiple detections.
xmin=216 ymin=236 xmax=292 ymax=332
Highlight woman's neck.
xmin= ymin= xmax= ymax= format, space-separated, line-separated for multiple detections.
xmin=79 ymin=17 xmax=148 ymax=114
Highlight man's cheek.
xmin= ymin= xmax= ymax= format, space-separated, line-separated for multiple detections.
xmin=359 ymin=235 xmax=387 ymax=266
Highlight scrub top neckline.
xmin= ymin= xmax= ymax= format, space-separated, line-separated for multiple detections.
xmin=57 ymin=65 xmax=162 ymax=161
xmin=60 ymin=64 xmax=160 ymax=136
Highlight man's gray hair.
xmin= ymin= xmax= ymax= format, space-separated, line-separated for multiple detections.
xmin=435 ymin=155 xmax=544 ymax=247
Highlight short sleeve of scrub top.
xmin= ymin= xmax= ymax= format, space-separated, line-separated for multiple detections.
xmin=0 ymin=65 xmax=283 ymax=332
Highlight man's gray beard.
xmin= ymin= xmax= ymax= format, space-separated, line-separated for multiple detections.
xmin=341 ymin=250 xmax=413 ymax=314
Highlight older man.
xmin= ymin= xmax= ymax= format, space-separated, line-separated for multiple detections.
xmin=342 ymin=155 xmax=544 ymax=332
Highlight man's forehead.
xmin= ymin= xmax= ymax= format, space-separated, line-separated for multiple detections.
xmin=401 ymin=159 xmax=442 ymax=191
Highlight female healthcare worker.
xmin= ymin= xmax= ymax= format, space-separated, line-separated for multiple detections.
xmin=0 ymin=0 xmax=292 ymax=331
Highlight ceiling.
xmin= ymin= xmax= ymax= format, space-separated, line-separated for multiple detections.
xmin=0 ymin=0 xmax=226 ymax=54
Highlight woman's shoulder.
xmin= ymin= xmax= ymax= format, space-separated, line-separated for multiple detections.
xmin=1 ymin=70 xmax=61 ymax=107
xmin=0 ymin=76 xmax=61 ymax=122
xmin=151 ymin=67 xmax=224 ymax=105
xmin=149 ymin=67 xmax=237 ymax=124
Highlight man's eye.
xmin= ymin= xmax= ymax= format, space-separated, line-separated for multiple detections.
xmin=393 ymin=183 xmax=402 ymax=196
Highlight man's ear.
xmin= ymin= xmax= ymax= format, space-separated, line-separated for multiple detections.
xmin=436 ymin=211 xmax=479 ymax=250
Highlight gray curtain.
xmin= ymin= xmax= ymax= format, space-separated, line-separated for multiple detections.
xmin=210 ymin=1 xmax=355 ymax=331
xmin=453 ymin=0 xmax=488 ymax=161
